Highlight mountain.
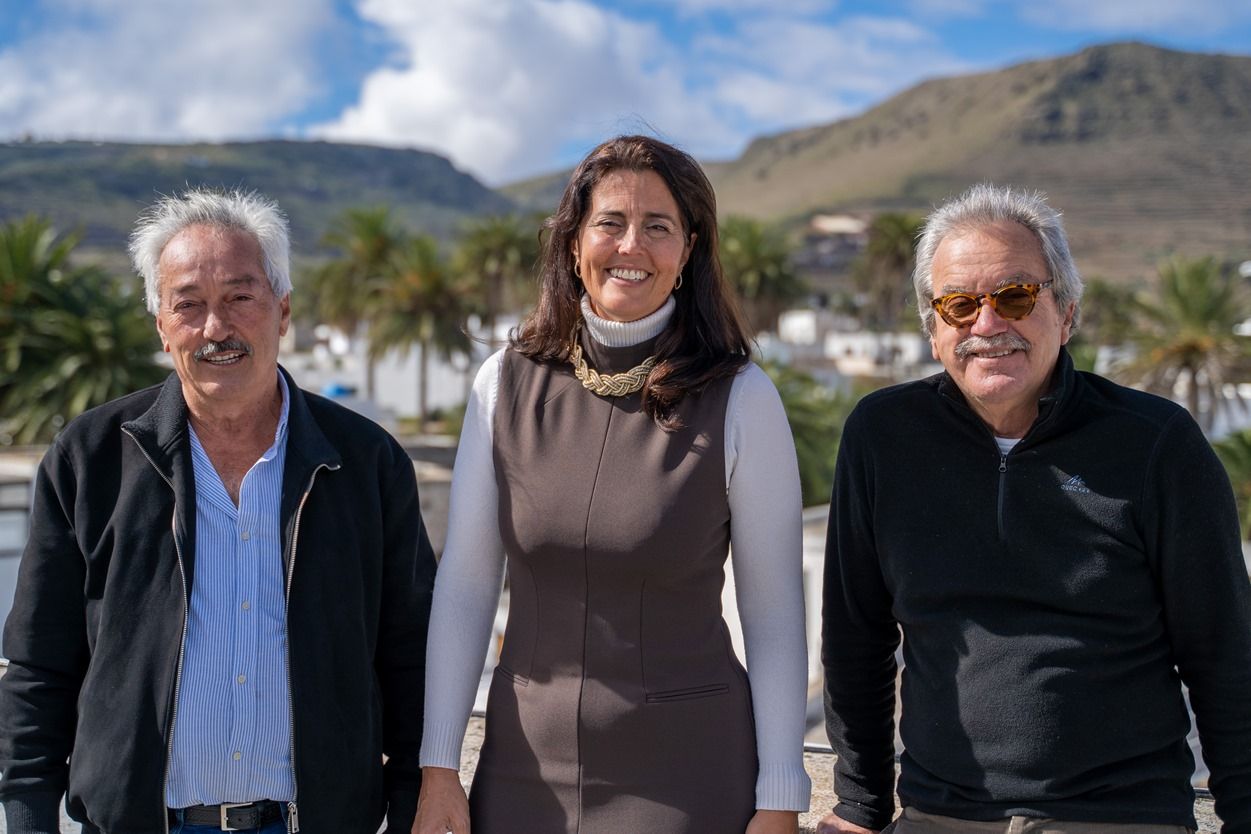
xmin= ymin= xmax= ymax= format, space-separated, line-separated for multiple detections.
xmin=5 ymin=42 xmax=1248 ymax=283
xmin=708 ymin=42 xmax=1251 ymax=280
xmin=499 ymin=169 xmax=571 ymax=217
xmin=0 ymin=139 xmax=514 ymax=256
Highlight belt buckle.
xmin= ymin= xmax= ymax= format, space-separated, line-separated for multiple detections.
xmin=219 ymin=802 xmax=250 ymax=832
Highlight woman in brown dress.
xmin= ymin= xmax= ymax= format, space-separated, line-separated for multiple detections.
xmin=413 ymin=135 xmax=810 ymax=834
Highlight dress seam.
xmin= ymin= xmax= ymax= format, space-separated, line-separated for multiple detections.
xmin=574 ymin=395 xmax=616 ymax=834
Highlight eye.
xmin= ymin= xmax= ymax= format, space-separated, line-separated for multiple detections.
xmin=172 ymin=300 xmax=199 ymax=312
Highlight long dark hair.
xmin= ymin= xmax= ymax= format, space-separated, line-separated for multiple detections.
xmin=512 ymin=135 xmax=752 ymax=429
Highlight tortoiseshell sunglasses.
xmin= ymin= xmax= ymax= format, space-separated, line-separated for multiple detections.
xmin=930 ymin=281 xmax=1054 ymax=327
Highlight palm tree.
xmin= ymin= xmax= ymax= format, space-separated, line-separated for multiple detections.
xmin=719 ymin=216 xmax=805 ymax=336
xmin=1215 ymin=429 xmax=1251 ymax=541
xmin=301 ymin=207 xmax=404 ymax=400
xmin=1113 ymin=257 xmax=1251 ymax=434
xmin=852 ymin=212 xmax=923 ymax=332
xmin=453 ymin=214 xmax=541 ymax=351
xmin=1 ymin=218 xmax=163 ymax=444
xmin=1 ymin=216 xmax=77 ymax=377
xmin=761 ymin=361 xmax=858 ymax=507
xmin=368 ymin=235 xmax=474 ymax=429
xmin=1073 ymin=278 xmax=1137 ymax=347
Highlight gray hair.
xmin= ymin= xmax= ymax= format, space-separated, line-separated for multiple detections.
xmin=912 ymin=183 xmax=1083 ymax=336
xmin=129 ymin=188 xmax=291 ymax=315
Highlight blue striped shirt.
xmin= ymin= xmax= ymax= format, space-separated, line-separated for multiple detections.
xmin=166 ymin=374 xmax=295 ymax=807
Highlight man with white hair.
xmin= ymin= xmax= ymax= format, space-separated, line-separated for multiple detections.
xmin=0 ymin=189 xmax=436 ymax=833
xmin=819 ymin=184 xmax=1251 ymax=833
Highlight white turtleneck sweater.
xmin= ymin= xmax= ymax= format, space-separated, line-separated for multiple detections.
xmin=419 ymin=296 xmax=812 ymax=811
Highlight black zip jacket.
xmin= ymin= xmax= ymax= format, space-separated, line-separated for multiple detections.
xmin=822 ymin=350 xmax=1251 ymax=832
xmin=0 ymin=369 xmax=438 ymax=834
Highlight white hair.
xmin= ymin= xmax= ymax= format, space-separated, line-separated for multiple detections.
xmin=129 ymin=188 xmax=291 ymax=315
xmin=912 ymin=183 xmax=1083 ymax=336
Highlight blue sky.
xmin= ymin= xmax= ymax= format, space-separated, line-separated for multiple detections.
xmin=1 ymin=0 xmax=1248 ymax=184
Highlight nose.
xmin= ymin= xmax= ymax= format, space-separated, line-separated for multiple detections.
xmin=616 ymin=222 xmax=643 ymax=254
xmin=203 ymin=305 xmax=233 ymax=342
xmin=969 ymin=299 xmax=1008 ymax=336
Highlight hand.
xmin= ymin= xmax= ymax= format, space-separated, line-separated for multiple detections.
xmin=745 ymin=809 xmax=799 ymax=834
xmin=816 ymin=811 xmax=879 ymax=834
xmin=412 ymin=766 xmax=470 ymax=834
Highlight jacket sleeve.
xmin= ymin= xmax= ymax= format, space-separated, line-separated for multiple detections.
xmin=376 ymin=440 xmax=439 ymax=833
xmin=1144 ymin=412 xmax=1251 ymax=834
xmin=0 ymin=442 xmax=90 ymax=833
xmin=821 ymin=407 xmax=900 ymax=830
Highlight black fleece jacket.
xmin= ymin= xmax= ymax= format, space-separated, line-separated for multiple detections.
xmin=822 ymin=350 xmax=1251 ymax=832
xmin=0 ymin=369 xmax=437 ymax=834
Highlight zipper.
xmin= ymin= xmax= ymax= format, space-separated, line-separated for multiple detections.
xmin=282 ymin=462 xmax=337 ymax=834
xmin=997 ymin=452 xmax=1008 ymax=541
xmin=122 ymin=428 xmax=190 ymax=834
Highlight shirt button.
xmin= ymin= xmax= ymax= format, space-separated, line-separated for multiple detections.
xmin=232 ymin=751 xmax=242 ymax=761
xmin=241 ymin=531 xmax=251 ymax=541
xmin=237 ymin=674 xmax=246 ymax=684
xmin=241 ymin=601 xmax=251 ymax=610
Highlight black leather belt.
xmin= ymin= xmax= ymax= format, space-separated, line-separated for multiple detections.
xmin=170 ymin=800 xmax=284 ymax=831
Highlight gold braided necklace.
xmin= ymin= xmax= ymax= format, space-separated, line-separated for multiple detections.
xmin=567 ymin=322 xmax=657 ymax=397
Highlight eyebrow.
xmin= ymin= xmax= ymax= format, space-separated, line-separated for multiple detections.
xmin=595 ymin=209 xmax=681 ymax=225
xmin=168 ymin=274 xmax=263 ymax=293
xmin=939 ymin=273 xmax=1038 ymax=294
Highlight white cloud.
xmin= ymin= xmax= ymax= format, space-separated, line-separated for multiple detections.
xmin=1 ymin=0 xmax=979 ymax=186
xmin=0 ymin=0 xmax=335 ymax=142
xmin=315 ymin=1 xmax=970 ymax=183
xmin=312 ymin=0 xmax=738 ymax=183
xmin=697 ymin=15 xmax=969 ymax=125
xmin=1019 ymin=0 xmax=1251 ymax=33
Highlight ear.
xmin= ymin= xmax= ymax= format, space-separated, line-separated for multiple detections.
xmin=681 ymin=231 xmax=697 ymax=272
xmin=930 ymin=336 xmax=940 ymax=362
xmin=279 ymin=294 xmax=291 ymax=338
xmin=1059 ymin=301 xmax=1076 ymax=346
xmin=155 ymin=311 xmax=171 ymax=353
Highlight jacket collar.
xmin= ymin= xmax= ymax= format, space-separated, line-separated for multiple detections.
xmin=278 ymin=365 xmax=342 ymax=516
xmin=121 ymin=371 xmax=192 ymax=481
xmin=936 ymin=347 xmax=1080 ymax=443
xmin=122 ymin=365 xmax=341 ymax=494
xmin=121 ymin=365 xmax=341 ymax=596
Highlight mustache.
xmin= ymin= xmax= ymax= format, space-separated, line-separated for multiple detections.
xmin=194 ymin=340 xmax=253 ymax=361
xmin=954 ymin=333 xmax=1030 ymax=359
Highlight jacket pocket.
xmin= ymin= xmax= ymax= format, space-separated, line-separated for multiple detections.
xmin=644 ymin=683 xmax=728 ymax=704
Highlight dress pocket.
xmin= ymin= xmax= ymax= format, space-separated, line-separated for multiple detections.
xmin=644 ymin=683 xmax=728 ymax=703
xmin=492 ymin=663 xmax=530 ymax=687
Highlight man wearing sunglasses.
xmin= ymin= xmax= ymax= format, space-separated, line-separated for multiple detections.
xmin=819 ymin=184 xmax=1251 ymax=834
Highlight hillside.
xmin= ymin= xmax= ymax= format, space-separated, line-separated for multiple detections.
xmin=0 ymin=139 xmax=514 ymax=256
xmin=709 ymin=42 xmax=1251 ymax=280
xmin=5 ymin=42 xmax=1248 ymax=284
xmin=499 ymin=169 xmax=571 ymax=216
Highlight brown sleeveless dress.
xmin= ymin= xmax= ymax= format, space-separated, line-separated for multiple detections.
xmin=468 ymin=337 xmax=757 ymax=833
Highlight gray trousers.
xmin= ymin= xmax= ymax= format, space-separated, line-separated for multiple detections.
xmin=886 ymin=807 xmax=1194 ymax=834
